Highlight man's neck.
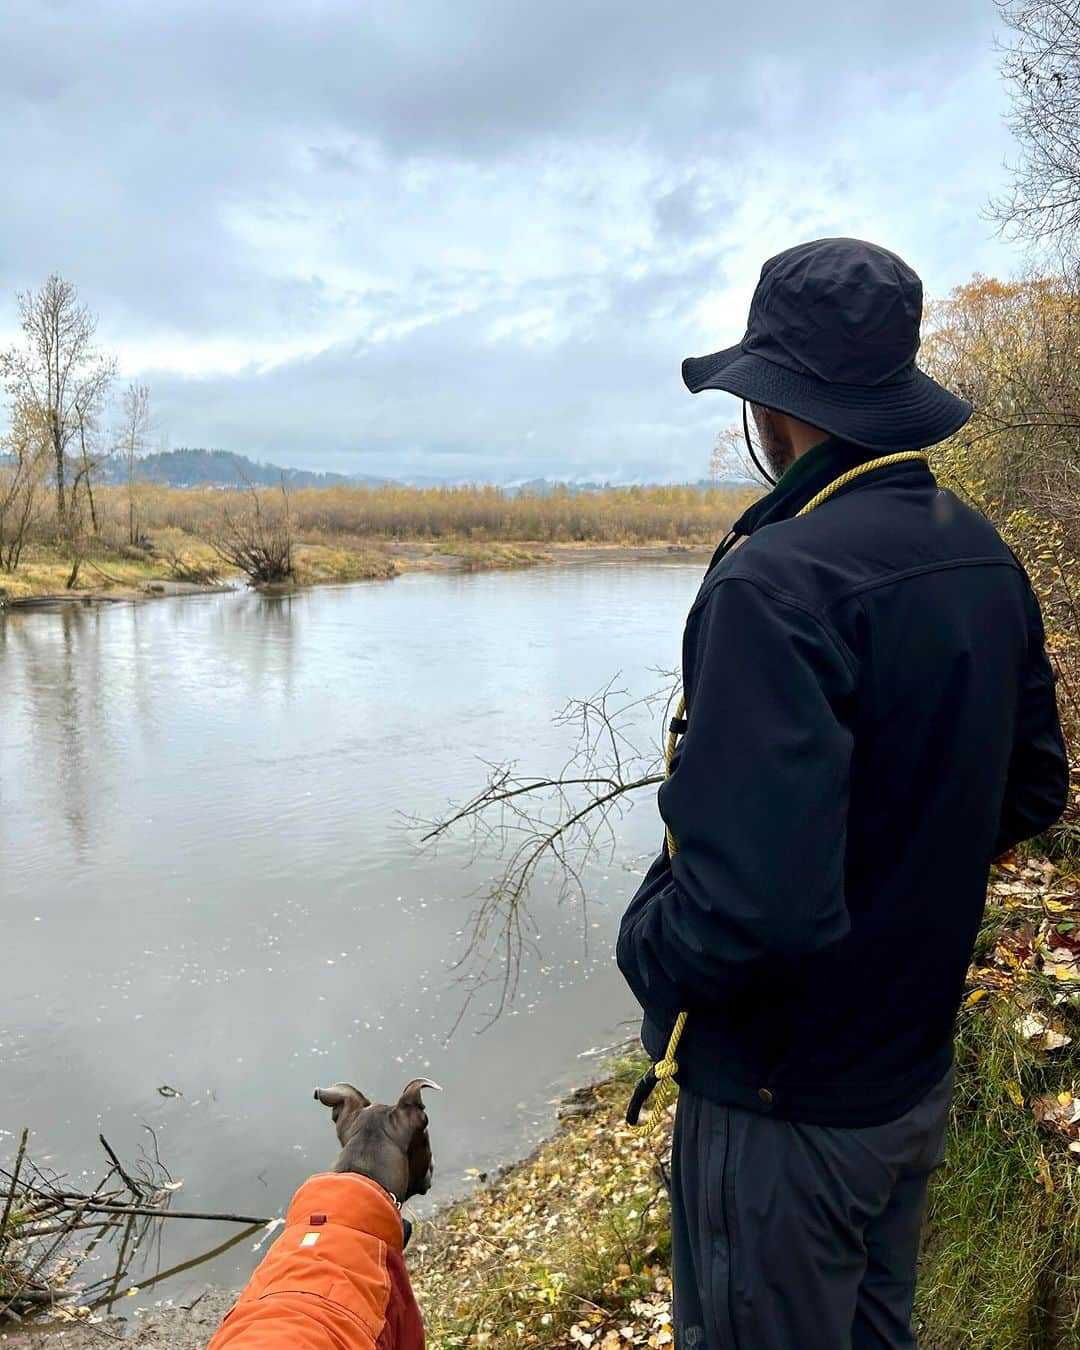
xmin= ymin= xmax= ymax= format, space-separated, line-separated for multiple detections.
xmin=773 ymin=435 xmax=838 ymax=492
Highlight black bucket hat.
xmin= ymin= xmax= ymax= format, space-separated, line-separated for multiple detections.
xmin=682 ymin=237 xmax=971 ymax=450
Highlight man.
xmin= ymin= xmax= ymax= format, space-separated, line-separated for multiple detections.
xmin=616 ymin=237 xmax=1069 ymax=1349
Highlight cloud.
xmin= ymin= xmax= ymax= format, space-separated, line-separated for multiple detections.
xmin=0 ymin=0 xmax=1022 ymax=479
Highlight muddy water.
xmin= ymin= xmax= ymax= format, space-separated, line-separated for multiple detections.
xmin=0 ymin=563 xmax=698 ymax=1304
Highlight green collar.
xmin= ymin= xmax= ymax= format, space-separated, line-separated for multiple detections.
xmin=773 ymin=436 xmax=848 ymax=494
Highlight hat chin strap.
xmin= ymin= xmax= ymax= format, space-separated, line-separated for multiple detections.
xmin=743 ymin=400 xmax=778 ymax=487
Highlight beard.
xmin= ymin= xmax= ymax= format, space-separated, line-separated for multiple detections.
xmin=750 ymin=404 xmax=796 ymax=481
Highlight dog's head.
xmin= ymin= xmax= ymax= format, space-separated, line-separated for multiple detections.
xmin=313 ymin=1078 xmax=440 ymax=1203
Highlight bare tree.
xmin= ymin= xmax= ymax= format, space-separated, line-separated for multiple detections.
xmin=415 ymin=677 xmax=677 ymax=1030
xmin=990 ymin=1 xmax=1080 ymax=258
xmin=117 ymin=382 xmax=151 ymax=545
xmin=0 ymin=275 xmax=115 ymax=526
xmin=0 ymin=401 xmax=48 ymax=572
xmin=213 ymin=477 xmax=295 ymax=584
xmin=711 ymin=424 xmax=755 ymax=485
xmin=69 ymin=361 xmax=113 ymax=536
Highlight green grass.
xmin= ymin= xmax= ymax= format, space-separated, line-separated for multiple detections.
xmin=916 ymin=905 xmax=1080 ymax=1347
xmin=1038 ymin=821 xmax=1080 ymax=867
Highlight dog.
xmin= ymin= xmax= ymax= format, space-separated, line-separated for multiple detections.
xmin=209 ymin=1078 xmax=439 ymax=1349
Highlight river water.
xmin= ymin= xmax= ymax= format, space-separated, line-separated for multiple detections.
xmin=0 ymin=562 xmax=700 ymax=1305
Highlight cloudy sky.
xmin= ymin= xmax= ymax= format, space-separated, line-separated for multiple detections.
xmin=1 ymin=1 xmax=1024 ymax=482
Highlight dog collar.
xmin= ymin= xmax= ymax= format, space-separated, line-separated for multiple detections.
xmin=352 ymin=1171 xmax=402 ymax=1211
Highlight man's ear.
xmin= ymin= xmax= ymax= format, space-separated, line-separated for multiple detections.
xmin=314 ymin=1082 xmax=371 ymax=1145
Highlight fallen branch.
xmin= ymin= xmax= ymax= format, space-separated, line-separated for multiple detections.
xmin=0 ymin=1130 xmax=274 ymax=1324
xmin=65 ymin=1201 xmax=272 ymax=1225
xmin=0 ymin=1127 xmax=27 ymax=1243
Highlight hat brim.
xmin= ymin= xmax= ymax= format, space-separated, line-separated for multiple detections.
xmin=682 ymin=345 xmax=972 ymax=451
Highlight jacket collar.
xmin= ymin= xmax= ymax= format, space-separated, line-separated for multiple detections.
xmin=735 ymin=436 xmax=873 ymax=533
xmin=288 ymin=1172 xmax=406 ymax=1250
xmin=706 ymin=436 xmax=926 ymax=575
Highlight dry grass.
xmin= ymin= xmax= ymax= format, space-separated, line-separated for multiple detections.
xmin=0 ymin=543 xmax=167 ymax=600
xmin=2 ymin=481 xmax=748 ymax=601
xmin=436 ymin=542 xmax=550 ymax=571
xmin=104 ymin=482 xmax=756 ymax=548
xmin=410 ymin=1057 xmax=674 ymax=1348
xmin=291 ymin=543 xmax=399 ymax=585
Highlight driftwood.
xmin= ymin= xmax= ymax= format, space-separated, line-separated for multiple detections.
xmin=0 ymin=1129 xmax=274 ymax=1325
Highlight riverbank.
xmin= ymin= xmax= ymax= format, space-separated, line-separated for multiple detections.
xmin=4 ymin=1053 xmax=670 ymax=1349
xmin=0 ymin=535 xmax=711 ymax=608
xmin=8 ymin=853 xmax=1080 ymax=1346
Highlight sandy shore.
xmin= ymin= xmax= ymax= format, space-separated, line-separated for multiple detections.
xmin=1 ymin=1288 xmax=238 ymax=1348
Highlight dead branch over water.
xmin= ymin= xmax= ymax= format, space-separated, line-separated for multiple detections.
xmin=0 ymin=1130 xmax=273 ymax=1326
xmin=416 ymin=677 xmax=678 ymax=1032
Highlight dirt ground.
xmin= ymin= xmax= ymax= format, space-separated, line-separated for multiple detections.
xmin=2 ymin=1287 xmax=236 ymax=1347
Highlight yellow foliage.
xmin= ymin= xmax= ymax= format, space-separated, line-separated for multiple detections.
xmin=924 ymin=271 xmax=1080 ymax=756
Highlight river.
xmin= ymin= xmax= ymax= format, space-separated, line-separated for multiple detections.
xmin=0 ymin=562 xmax=701 ymax=1306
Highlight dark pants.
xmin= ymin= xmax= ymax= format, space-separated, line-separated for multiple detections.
xmin=670 ymin=1065 xmax=954 ymax=1349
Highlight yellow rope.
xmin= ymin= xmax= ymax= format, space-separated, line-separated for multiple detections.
xmin=798 ymin=450 xmax=933 ymax=516
xmin=625 ymin=450 xmax=929 ymax=1136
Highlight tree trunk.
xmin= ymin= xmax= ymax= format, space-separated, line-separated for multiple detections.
xmin=83 ymin=462 xmax=98 ymax=534
xmin=127 ymin=457 xmax=136 ymax=546
xmin=53 ymin=420 xmax=65 ymax=523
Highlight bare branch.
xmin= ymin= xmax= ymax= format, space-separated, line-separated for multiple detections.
xmin=212 ymin=474 xmax=295 ymax=584
xmin=989 ymin=1 xmax=1080 ymax=259
xmin=0 ymin=1133 xmax=274 ymax=1324
xmin=412 ymin=676 xmax=677 ymax=1031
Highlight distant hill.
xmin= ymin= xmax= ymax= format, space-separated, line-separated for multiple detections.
xmin=95 ymin=448 xmax=390 ymax=490
xmin=505 ymin=476 xmax=748 ymax=495
xmin=84 ymin=449 xmax=750 ymax=492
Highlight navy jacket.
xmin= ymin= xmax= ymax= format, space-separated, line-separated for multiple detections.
xmin=617 ymin=439 xmax=1068 ymax=1126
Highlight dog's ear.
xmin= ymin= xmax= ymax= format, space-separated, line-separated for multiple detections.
xmin=314 ymin=1082 xmax=370 ymax=1145
xmin=391 ymin=1079 xmax=440 ymax=1200
xmin=397 ymin=1079 xmax=442 ymax=1110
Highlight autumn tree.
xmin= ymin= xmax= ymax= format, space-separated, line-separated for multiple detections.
xmin=991 ymin=0 xmax=1080 ymax=257
xmin=923 ymin=274 xmax=1080 ymax=517
xmin=709 ymin=425 xmax=747 ymax=484
xmin=1 ymin=275 xmax=115 ymax=526
xmin=923 ymin=272 xmax=1080 ymax=743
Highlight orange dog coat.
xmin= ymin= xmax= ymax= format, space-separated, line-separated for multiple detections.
xmin=208 ymin=1172 xmax=424 ymax=1349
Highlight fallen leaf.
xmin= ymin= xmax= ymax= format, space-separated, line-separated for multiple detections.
xmin=1014 ymin=1012 xmax=1072 ymax=1050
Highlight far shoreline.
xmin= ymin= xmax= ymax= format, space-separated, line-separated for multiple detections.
xmin=0 ymin=540 xmax=713 ymax=612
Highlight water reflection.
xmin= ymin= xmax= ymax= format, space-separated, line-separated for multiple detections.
xmin=1 ymin=565 xmax=698 ymax=1303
